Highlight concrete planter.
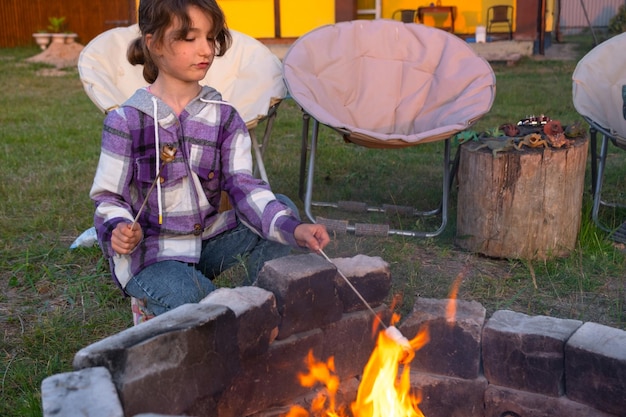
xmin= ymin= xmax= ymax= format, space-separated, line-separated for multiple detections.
xmin=32 ymin=33 xmax=51 ymax=50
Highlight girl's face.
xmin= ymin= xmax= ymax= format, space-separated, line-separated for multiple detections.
xmin=147 ymin=6 xmax=216 ymax=84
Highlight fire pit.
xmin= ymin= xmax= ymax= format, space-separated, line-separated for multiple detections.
xmin=42 ymin=254 xmax=625 ymax=417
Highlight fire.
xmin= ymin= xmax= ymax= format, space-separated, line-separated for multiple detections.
xmin=285 ymin=324 xmax=430 ymax=417
xmin=287 ymin=270 xmax=466 ymax=417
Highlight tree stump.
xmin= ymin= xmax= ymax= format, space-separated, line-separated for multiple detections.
xmin=455 ymin=137 xmax=589 ymax=260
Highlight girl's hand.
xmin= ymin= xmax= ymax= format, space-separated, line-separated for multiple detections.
xmin=294 ymin=223 xmax=330 ymax=252
xmin=111 ymin=222 xmax=143 ymax=255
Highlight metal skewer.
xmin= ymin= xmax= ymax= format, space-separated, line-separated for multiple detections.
xmin=318 ymin=249 xmax=411 ymax=348
xmin=318 ymin=249 xmax=388 ymax=329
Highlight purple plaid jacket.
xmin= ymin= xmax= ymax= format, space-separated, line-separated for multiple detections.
xmin=90 ymin=86 xmax=300 ymax=288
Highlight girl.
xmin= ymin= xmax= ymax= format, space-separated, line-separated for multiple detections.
xmin=90 ymin=0 xmax=330 ymax=317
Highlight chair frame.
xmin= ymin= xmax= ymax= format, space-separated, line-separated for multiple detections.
xmin=298 ymin=113 xmax=454 ymax=238
xmin=486 ymin=5 xmax=513 ymax=40
xmin=283 ymin=20 xmax=494 ymax=239
xmin=392 ymin=9 xmax=418 ymax=23
xmin=572 ymin=32 xmax=626 ymax=243
xmin=587 ymin=117 xmax=626 ymax=241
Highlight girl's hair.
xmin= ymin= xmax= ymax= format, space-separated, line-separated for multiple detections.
xmin=127 ymin=0 xmax=232 ymax=83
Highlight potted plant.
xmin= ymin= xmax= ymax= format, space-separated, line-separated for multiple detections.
xmin=47 ymin=16 xmax=67 ymax=44
xmin=32 ymin=30 xmax=51 ymax=50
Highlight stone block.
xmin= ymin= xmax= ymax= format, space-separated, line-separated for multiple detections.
xmin=399 ymin=297 xmax=486 ymax=379
xmin=73 ymin=303 xmax=240 ymax=417
xmin=256 ymin=254 xmax=343 ymax=339
xmin=329 ymin=255 xmax=391 ymax=312
xmin=216 ymin=329 xmax=324 ymax=417
xmin=134 ymin=414 xmax=187 ymax=417
xmin=484 ymin=384 xmax=617 ymax=417
xmin=247 ymin=377 xmax=360 ymax=417
xmin=42 ymin=367 xmax=123 ymax=417
xmin=565 ymin=321 xmax=626 ymax=416
xmin=409 ymin=371 xmax=488 ymax=417
xmin=201 ymin=286 xmax=280 ymax=357
xmin=483 ymin=310 xmax=582 ymax=396
xmin=320 ymin=306 xmax=392 ymax=380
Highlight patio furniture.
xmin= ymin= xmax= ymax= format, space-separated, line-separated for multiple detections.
xmin=282 ymin=20 xmax=495 ymax=238
xmin=417 ymin=5 xmax=457 ymax=32
xmin=572 ymin=32 xmax=626 ymax=243
xmin=486 ymin=5 xmax=514 ymax=40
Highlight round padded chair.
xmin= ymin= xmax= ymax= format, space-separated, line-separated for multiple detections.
xmin=282 ymin=20 xmax=496 ymax=237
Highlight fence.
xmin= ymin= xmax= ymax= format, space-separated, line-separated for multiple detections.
xmin=0 ymin=0 xmax=135 ymax=48
xmin=559 ymin=0 xmax=625 ymax=34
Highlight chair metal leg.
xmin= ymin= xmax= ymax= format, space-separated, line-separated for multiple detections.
xmin=590 ymin=126 xmax=598 ymax=196
xmin=299 ymin=112 xmax=451 ymax=238
xmin=299 ymin=112 xmax=311 ymax=202
xmin=591 ymin=132 xmax=611 ymax=232
xmin=303 ymin=119 xmax=320 ymax=224
xmin=251 ymin=104 xmax=280 ymax=184
xmin=250 ymin=129 xmax=269 ymax=184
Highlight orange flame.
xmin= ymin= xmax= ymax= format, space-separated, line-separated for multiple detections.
xmin=445 ymin=265 xmax=468 ymax=324
xmin=286 ymin=326 xmax=429 ymax=417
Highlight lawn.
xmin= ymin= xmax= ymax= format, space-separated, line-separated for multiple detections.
xmin=1 ymin=33 xmax=625 ymax=416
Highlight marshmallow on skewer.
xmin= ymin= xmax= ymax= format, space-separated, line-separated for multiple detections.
xmin=384 ymin=325 xmax=411 ymax=349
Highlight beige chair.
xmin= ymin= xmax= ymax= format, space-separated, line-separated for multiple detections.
xmin=573 ymin=32 xmax=626 ymax=243
xmin=282 ymin=20 xmax=495 ymax=238
xmin=487 ymin=5 xmax=514 ymax=40
xmin=78 ymin=24 xmax=287 ymax=184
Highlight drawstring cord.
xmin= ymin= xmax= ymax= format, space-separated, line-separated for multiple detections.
xmin=152 ymin=96 xmax=164 ymax=225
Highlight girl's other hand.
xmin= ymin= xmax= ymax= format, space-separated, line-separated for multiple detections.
xmin=294 ymin=223 xmax=330 ymax=252
xmin=111 ymin=222 xmax=143 ymax=254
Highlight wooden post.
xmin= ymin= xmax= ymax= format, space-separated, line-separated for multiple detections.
xmin=455 ymin=137 xmax=589 ymax=260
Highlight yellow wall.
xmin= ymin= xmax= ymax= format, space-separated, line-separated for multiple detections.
xmin=217 ymin=0 xmax=334 ymax=38
xmin=217 ymin=0 xmax=276 ymax=38
xmin=381 ymin=0 xmax=555 ymax=35
xmin=280 ymin=0 xmax=335 ymax=38
xmin=175 ymin=0 xmax=555 ymax=39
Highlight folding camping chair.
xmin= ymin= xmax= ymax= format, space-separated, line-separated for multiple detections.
xmin=78 ymin=25 xmax=287 ymax=324
xmin=282 ymin=20 xmax=495 ymax=237
xmin=78 ymin=24 xmax=287 ymax=184
xmin=572 ymin=32 xmax=626 ymax=243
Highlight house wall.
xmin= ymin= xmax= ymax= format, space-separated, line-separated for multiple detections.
xmin=217 ymin=0 xmax=336 ymax=38
xmin=220 ymin=0 xmax=556 ymax=39
xmin=0 ymin=0 xmax=577 ymax=48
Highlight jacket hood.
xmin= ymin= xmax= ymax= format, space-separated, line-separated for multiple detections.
xmin=123 ymin=85 xmax=224 ymax=119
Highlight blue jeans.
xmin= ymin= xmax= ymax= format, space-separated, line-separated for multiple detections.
xmin=125 ymin=195 xmax=298 ymax=316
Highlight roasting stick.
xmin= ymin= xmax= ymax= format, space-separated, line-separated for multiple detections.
xmin=318 ymin=249 xmax=411 ymax=349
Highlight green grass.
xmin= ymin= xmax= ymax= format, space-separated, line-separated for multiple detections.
xmin=1 ymin=34 xmax=625 ymax=416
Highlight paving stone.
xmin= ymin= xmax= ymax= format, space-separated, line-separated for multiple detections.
xmin=256 ymin=254 xmax=343 ymax=339
xmin=483 ymin=310 xmax=582 ymax=396
xmin=41 ymin=367 xmax=123 ymax=417
xmin=484 ymin=384 xmax=617 ymax=417
xmin=73 ymin=303 xmax=240 ymax=417
xmin=216 ymin=329 xmax=324 ymax=417
xmin=329 ymin=254 xmax=391 ymax=312
xmin=399 ymin=297 xmax=486 ymax=379
xmin=201 ymin=286 xmax=280 ymax=357
xmin=565 ymin=321 xmax=626 ymax=416
xmin=409 ymin=371 xmax=488 ymax=417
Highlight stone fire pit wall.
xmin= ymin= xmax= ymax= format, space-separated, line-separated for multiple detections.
xmin=42 ymin=254 xmax=626 ymax=417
